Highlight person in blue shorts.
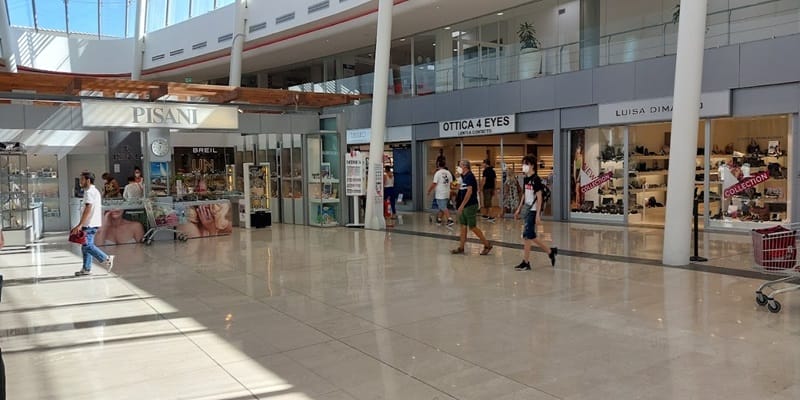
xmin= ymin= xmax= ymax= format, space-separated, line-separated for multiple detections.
xmin=513 ymin=155 xmax=557 ymax=271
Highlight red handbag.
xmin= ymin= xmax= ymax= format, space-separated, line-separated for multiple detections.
xmin=69 ymin=230 xmax=86 ymax=245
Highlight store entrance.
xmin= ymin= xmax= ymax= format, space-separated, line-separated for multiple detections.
xmin=347 ymin=142 xmax=413 ymax=220
xmin=422 ymin=132 xmax=554 ymax=218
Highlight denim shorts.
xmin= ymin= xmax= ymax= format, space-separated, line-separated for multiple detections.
xmin=435 ymin=199 xmax=449 ymax=211
xmin=523 ymin=210 xmax=537 ymax=240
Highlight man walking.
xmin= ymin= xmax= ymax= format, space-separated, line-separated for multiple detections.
xmin=72 ymin=172 xmax=114 ymax=276
xmin=451 ymin=160 xmax=492 ymax=255
xmin=514 ymin=156 xmax=557 ymax=271
xmin=481 ymin=159 xmax=497 ymax=222
xmin=427 ymin=160 xmax=454 ymax=227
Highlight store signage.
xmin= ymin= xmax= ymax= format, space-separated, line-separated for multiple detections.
xmin=346 ymin=126 xmax=413 ymax=144
xmin=439 ymin=115 xmax=515 ymax=138
xmin=598 ymin=91 xmax=731 ymax=125
xmin=81 ymin=100 xmax=239 ymax=130
xmin=345 ymin=151 xmax=366 ymax=196
xmin=580 ymin=171 xmax=613 ymax=193
xmin=723 ymin=171 xmax=769 ymax=198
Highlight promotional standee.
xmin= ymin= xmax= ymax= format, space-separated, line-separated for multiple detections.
xmin=242 ymin=163 xmax=272 ymax=228
xmin=345 ymin=151 xmax=367 ymax=227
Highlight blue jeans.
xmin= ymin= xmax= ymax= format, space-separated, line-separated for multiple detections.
xmin=81 ymin=227 xmax=108 ymax=271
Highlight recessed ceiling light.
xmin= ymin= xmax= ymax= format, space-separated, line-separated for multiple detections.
xmin=453 ymin=49 xmax=458 ymax=52
xmin=400 ymin=38 xmax=406 ymax=41
xmin=432 ymin=43 xmax=436 ymax=46
xmin=497 ymin=12 xmax=504 ymax=16
xmin=444 ymin=26 xmax=451 ymax=30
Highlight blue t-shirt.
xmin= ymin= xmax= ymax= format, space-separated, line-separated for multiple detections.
xmin=457 ymin=172 xmax=480 ymax=207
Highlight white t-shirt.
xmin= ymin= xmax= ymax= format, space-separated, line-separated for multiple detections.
xmin=123 ymin=182 xmax=144 ymax=201
xmin=432 ymin=169 xmax=453 ymax=200
xmin=83 ymin=185 xmax=103 ymax=227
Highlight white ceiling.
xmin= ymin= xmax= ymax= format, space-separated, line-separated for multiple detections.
xmin=1 ymin=129 xmax=106 ymax=158
xmin=151 ymin=0 xmax=535 ymax=82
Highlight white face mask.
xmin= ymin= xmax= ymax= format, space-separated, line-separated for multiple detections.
xmin=522 ymin=165 xmax=531 ymax=174
xmin=456 ymin=166 xmax=464 ymax=175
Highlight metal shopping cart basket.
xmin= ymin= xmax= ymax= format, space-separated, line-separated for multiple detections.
xmin=751 ymin=223 xmax=799 ymax=313
xmin=142 ymin=199 xmax=188 ymax=245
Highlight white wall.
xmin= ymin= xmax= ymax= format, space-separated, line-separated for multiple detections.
xmin=14 ymin=29 xmax=133 ymax=74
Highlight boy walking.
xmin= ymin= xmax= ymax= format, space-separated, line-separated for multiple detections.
xmin=451 ymin=160 xmax=492 ymax=255
xmin=514 ymin=156 xmax=557 ymax=270
xmin=427 ymin=160 xmax=454 ymax=227
xmin=72 ymin=171 xmax=115 ymax=276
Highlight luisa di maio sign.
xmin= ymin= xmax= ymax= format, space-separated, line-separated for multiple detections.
xmin=81 ymin=100 xmax=239 ymax=130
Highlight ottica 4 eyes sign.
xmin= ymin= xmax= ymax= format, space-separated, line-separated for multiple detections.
xmin=439 ymin=115 xmax=516 ymax=138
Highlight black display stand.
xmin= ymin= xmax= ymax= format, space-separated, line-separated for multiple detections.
xmin=691 ymin=187 xmax=708 ymax=262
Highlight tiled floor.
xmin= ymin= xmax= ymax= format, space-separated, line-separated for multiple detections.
xmin=1 ymin=218 xmax=798 ymax=400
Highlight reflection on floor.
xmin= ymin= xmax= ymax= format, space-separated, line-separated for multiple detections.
xmin=1 ymin=221 xmax=798 ymax=400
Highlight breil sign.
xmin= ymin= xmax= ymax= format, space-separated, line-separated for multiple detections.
xmin=81 ymin=100 xmax=239 ymax=130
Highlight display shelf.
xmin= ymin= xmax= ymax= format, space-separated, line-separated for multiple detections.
xmin=629 ymin=187 xmax=668 ymax=194
xmin=309 ymin=178 xmax=341 ymax=184
xmin=310 ymin=198 xmax=341 ymax=204
xmin=630 ymin=155 xmax=670 ymax=160
xmin=634 ymin=170 xmax=669 ymax=176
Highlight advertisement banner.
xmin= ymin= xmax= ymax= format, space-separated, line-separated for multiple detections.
xmin=723 ymin=171 xmax=770 ymax=198
xmin=345 ymin=151 xmax=366 ymax=196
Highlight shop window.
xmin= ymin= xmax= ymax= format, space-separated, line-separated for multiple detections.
xmin=570 ymin=128 xmax=625 ymax=222
xmin=708 ymin=116 xmax=791 ymax=227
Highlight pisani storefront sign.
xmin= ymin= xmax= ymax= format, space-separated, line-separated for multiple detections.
xmin=439 ymin=115 xmax=515 ymax=138
xmin=81 ymin=100 xmax=239 ymax=130
xmin=598 ymin=91 xmax=730 ymax=125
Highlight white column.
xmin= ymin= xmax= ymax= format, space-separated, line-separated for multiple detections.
xmin=229 ymin=0 xmax=247 ymax=87
xmin=131 ymin=0 xmax=147 ymax=80
xmin=663 ymin=0 xmax=708 ymax=266
xmin=364 ymin=0 xmax=394 ymax=230
xmin=0 ymin=0 xmax=17 ymax=72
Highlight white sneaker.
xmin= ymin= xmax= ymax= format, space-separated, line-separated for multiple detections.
xmin=104 ymin=255 xmax=115 ymax=272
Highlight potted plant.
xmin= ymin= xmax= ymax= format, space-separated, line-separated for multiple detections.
xmin=517 ymin=22 xmax=542 ymax=79
xmin=672 ymin=4 xmax=680 ymax=24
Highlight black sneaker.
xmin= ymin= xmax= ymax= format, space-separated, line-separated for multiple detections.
xmin=487 ymin=217 xmax=496 ymax=223
xmin=482 ymin=215 xmax=490 ymax=219
xmin=74 ymin=269 xmax=91 ymax=276
xmin=446 ymin=220 xmax=455 ymax=227
xmin=549 ymin=248 xmax=558 ymax=267
xmin=515 ymin=261 xmax=531 ymax=271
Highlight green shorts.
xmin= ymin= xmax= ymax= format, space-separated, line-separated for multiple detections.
xmin=458 ymin=204 xmax=479 ymax=228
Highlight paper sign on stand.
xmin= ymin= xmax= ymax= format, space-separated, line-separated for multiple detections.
xmin=345 ymin=151 xmax=366 ymax=227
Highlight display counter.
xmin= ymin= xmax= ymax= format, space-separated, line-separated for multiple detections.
xmin=70 ymin=198 xmax=233 ymax=246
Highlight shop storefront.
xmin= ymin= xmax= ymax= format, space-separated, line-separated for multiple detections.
xmin=419 ymin=114 xmax=556 ymax=218
xmin=569 ymin=91 xmax=794 ymax=230
xmin=346 ymin=126 xmax=413 ymax=215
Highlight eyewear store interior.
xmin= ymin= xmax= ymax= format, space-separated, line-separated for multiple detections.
xmin=571 ymin=115 xmax=793 ymax=229
xmin=422 ymin=132 xmax=555 ymax=217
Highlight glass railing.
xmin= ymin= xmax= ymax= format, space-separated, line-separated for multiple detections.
xmin=289 ymin=0 xmax=799 ymax=97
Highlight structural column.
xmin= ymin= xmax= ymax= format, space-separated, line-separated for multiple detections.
xmin=229 ymin=0 xmax=248 ymax=87
xmin=0 ymin=0 xmax=18 ymax=72
xmin=663 ymin=0 xmax=708 ymax=266
xmin=131 ymin=0 xmax=147 ymax=80
xmin=579 ymin=0 xmax=600 ymax=70
xmin=364 ymin=0 xmax=394 ymax=230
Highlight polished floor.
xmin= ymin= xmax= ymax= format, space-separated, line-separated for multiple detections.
xmin=1 ymin=216 xmax=798 ymax=400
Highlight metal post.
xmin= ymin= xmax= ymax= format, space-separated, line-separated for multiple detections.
xmin=363 ymin=0 xmax=393 ymax=230
xmin=663 ymin=0 xmax=709 ymax=266
xmin=0 ymin=0 xmax=18 ymax=72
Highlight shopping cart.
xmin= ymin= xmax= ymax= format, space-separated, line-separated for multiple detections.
xmin=751 ymin=223 xmax=799 ymax=313
xmin=142 ymin=199 xmax=188 ymax=245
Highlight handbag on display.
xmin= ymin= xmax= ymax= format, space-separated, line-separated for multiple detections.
xmin=68 ymin=230 xmax=87 ymax=245
xmin=747 ymin=139 xmax=760 ymax=155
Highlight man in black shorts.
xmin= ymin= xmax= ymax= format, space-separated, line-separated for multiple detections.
xmin=513 ymin=155 xmax=557 ymax=271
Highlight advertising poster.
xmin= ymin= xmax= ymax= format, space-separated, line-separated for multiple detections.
xmin=176 ymin=201 xmax=234 ymax=239
xmin=150 ymin=162 xmax=169 ymax=196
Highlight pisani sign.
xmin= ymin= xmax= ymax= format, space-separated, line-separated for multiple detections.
xmin=439 ymin=115 xmax=515 ymax=138
xmin=598 ymin=91 xmax=730 ymax=125
xmin=81 ymin=100 xmax=239 ymax=130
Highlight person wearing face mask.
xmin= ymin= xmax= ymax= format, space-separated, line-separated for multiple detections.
xmin=514 ymin=155 xmax=557 ymax=271
xmin=133 ymin=166 xmax=144 ymax=185
xmin=451 ymin=160 xmax=492 ymax=255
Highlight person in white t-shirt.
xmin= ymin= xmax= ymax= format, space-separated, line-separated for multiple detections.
xmin=427 ymin=160 xmax=454 ymax=227
xmin=123 ymin=176 xmax=144 ymax=201
xmin=71 ymin=172 xmax=114 ymax=276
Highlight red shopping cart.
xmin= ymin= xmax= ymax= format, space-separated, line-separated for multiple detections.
xmin=751 ymin=224 xmax=799 ymax=313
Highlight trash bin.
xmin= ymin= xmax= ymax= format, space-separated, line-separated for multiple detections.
xmin=251 ymin=211 xmax=271 ymax=228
